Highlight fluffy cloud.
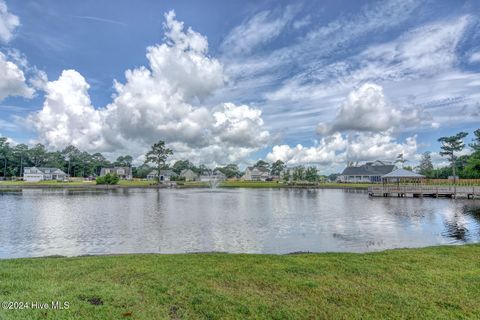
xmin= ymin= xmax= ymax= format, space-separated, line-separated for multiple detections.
xmin=29 ymin=11 xmax=269 ymax=165
xmin=267 ymin=131 xmax=417 ymax=166
xmin=0 ymin=52 xmax=34 ymax=101
xmin=0 ymin=0 xmax=19 ymax=43
xmin=317 ymin=83 xmax=422 ymax=134
xmin=267 ymin=84 xmax=419 ymax=167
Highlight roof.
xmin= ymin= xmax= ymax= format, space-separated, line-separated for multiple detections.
xmin=180 ymin=169 xmax=198 ymax=176
xmin=341 ymin=163 xmax=396 ymax=176
xmin=147 ymin=169 xmax=176 ymax=176
xmin=382 ymin=169 xmax=425 ymax=179
xmin=247 ymin=166 xmax=270 ymax=173
xmin=24 ymin=167 xmax=66 ymax=175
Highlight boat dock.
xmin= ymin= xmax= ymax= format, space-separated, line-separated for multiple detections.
xmin=368 ymin=185 xmax=480 ymax=199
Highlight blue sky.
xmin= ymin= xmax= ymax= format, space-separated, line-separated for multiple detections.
xmin=1 ymin=0 xmax=479 ymax=172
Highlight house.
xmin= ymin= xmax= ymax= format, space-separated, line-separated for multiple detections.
xmin=23 ymin=167 xmax=67 ymax=182
xmin=243 ymin=166 xmax=270 ymax=181
xmin=99 ymin=167 xmax=132 ymax=180
xmin=199 ymin=171 xmax=226 ymax=182
xmin=180 ymin=169 xmax=199 ymax=181
xmin=147 ymin=169 xmax=176 ymax=182
xmin=338 ymin=161 xmax=396 ymax=183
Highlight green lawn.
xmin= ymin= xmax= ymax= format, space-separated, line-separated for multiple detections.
xmin=0 ymin=245 xmax=478 ymax=319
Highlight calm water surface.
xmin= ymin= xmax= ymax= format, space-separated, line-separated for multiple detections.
xmin=1 ymin=188 xmax=479 ymax=258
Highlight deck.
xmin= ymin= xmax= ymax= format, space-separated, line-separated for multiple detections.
xmin=368 ymin=185 xmax=480 ymax=199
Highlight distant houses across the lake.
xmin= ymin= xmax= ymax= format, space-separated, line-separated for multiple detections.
xmin=338 ymin=160 xmax=397 ymax=183
xmin=23 ymin=167 xmax=68 ymax=182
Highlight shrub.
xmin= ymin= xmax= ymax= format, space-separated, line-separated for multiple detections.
xmin=96 ymin=173 xmax=119 ymax=185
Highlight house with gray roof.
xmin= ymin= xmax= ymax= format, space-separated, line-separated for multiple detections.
xmin=180 ymin=169 xmax=199 ymax=181
xmin=339 ymin=161 xmax=396 ymax=183
xmin=147 ymin=169 xmax=176 ymax=182
xmin=23 ymin=167 xmax=67 ymax=182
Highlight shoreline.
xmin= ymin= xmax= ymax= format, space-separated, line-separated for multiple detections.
xmin=0 ymin=183 xmax=370 ymax=190
xmin=0 ymin=243 xmax=471 ymax=261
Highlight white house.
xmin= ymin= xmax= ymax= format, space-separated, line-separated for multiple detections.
xmin=147 ymin=169 xmax=176 ymax=182
xmin=23 ymin=167 xmax=67 ymax=182
xmin=243 ymin=166 xmax=270 ymax=181
xmin=338 ymin=161 xmax=396 ymax=183
xmin=199 ymin=171 xmax=226 ymax=182
xmin=180 ymin=169 xmax=199 ymax=181
xmin=99 ymin=167 xmax=132 ymax=180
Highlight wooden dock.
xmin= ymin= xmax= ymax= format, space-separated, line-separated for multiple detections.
xmin=368 ymin=185 xmax=480 ymax=199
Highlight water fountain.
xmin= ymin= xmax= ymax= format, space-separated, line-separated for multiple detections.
xmin=207 ymin=174 xmax=220 ymax=189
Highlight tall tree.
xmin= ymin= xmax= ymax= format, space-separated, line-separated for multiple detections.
xmin=438 ymin=132 xmax=468 ymax=182
xmin=144 ymin=140 xmax=173 ymax=183
xmin=469 ymin=128 xmax=480 ymax=152
xmin=0 ymin=137 xmax=11 ymax=178
xmin=12 ymin=144 xmax=29 ymax=177
xmin=62 ymin=145 xmax=80 ymax=177
xmin=29 ymin=143 xmax=48 ymax=167
xmin=418 ymin=152 xmax=434 ymax=177
xmin=270 ymin=160 xmax=286 ymax=176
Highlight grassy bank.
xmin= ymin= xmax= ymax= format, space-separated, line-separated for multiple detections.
xmin=220 ymin=180 xmax=372 ymax=189
xmin=0 ymin=245 xmax=479 ymax=319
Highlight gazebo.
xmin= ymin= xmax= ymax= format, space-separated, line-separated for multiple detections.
xmin=381 ymin=169 xmax=426 ymax=186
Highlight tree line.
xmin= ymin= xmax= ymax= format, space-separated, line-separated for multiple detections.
xmin=416 ymin=129 xmax=480 ymax=179
xmin=1 ymin=128 xmax=479 ymax=180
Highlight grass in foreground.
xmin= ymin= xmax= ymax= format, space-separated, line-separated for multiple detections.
xmin=0 ymin=245 xmax=479 ymax=319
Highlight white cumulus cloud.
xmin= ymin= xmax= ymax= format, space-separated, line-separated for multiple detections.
xmin=0 ymin=0 xmax=19 ymax=43
xmin=317 ymin=83 xmax=422 ymax=135
xmin=0 ymin=52 xmax=34 ymax=101
xmin=29 ymin=11 xmax=270 ymax=165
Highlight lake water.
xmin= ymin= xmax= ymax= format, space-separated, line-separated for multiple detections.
xmin=1 ymin=188 xmax=479 ymax=258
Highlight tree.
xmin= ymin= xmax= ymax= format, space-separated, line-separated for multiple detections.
xmin=218 ymin=164 xmax=240 ymax=178
xmin=29 ymin=143 xmax=48 ymax=167
xmin=255 ymin=160 xmax=270 ymax=169
xmin=172 ymin=160 xmax=195 ymax=175
xmin=292 ymin=166 xmax=305 ymax=181
xmin=305 ymin=166 xmax=319 ymax=182
xmin=114 ymin=155 xmax=133 ymax=167
xmin=282 ymin=169 xmax=291 ymax=183
xmin=133 ymin=164 xmax=152 ymax=179
xmin=438 ymin=132 xmax=468 ymax=182
xmin=62 ymin=145 xmax=80 ymax=177
xmin=12 ymin=144 xmax=29 ymax=177
xmin=270 ymin=160 xmax=286 ymax=176
xmin=469 ymin=129 xmax=480 ymax=152
xmin=91 ymin=153 xmax=110 ymax=176
xmin=0 ymin=137 xmax=11 ymax=178
xmin=144 ymin=140 xmax=173 ymax=183
xmin=418 ymin=152 xmax=434 ymax=177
